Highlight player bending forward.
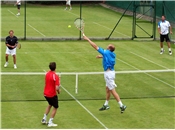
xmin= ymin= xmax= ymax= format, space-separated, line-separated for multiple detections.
xmin=83 ymin=35 xmax=127 ymax=113
xmin=41 ymin=62 xmax=61 ymax=127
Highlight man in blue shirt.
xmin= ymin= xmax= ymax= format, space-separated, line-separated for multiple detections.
xmin=158 ymin=15 xmax=173 ymax=55
xmin=83 ymin=35 xmax=126 ymax=113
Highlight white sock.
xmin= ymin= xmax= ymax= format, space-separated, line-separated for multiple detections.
xmin=169 ymin=48 xmax=171 ymax=51
xmin=104 ymin=100 xmax=108 ymax=106
xmin=118 ymin=100 xmax=123 ymax=107
xmin=43 ymin=114 xmax=47 ymax=120
xmin=49 ymin=118 xmax=53 ymax=124
xmin=161 ymin=48 xmax=164 ymax=51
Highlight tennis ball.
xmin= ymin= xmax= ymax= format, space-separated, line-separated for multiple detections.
xmin=68 ymin=25 xmax=71 ymax=28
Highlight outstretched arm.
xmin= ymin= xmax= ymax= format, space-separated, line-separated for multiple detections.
xmin=83 ymin=35 xmax=99 ymax=50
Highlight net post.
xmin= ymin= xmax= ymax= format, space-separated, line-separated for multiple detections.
xmin=24 ymin=1 xmax=26 ymax=40
xmin=75 ymin=73 xmax=78 ymax=94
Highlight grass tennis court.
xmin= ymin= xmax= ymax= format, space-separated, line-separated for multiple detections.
xmin=1 ymin=3 xmax=175 ymax=129
xmin=1 ymin=40 xmax=175 ymax=129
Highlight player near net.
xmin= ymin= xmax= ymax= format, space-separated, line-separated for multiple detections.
xmin=74 ymin=18 xmax=126 ymax=113
xmin=83 ymin=35 xmax=127 ymax=113
xmin=41 ymin=62 xmax=61 ymax=127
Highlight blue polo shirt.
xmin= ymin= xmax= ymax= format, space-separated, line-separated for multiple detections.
xmin=97 ymin=47 xmax=116 ymax=71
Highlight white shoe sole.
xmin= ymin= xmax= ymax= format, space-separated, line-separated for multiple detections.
xmin=48 ymin=124 xmax=58 ymax=127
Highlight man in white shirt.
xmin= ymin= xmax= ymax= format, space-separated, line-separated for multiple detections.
xmin=15 ymin=0 xmax=21 ymax=16
xmin=158 ymin=15 xmax=173 ymax=55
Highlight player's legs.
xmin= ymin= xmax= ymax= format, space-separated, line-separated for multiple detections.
xmin=17 ymin=5 xmax=20 ymax=15
xmin=12 ymin=49 xmax=17 ymax=69
xmin=65 ymin=0 xmax=71 ymax=10
xmin=42 ymin=97 xmax=52 ymax=124
xmin=41 ymin=105 xmax=52 ymax=124
xmin=110 ymin=89 xmax=120 ymax=102
xmin=160 ymin=35 xmax=164 ymax=54
xmin=4 ymin=54 xmax=9 ymax=67
xmin=5 ymin=54 xmax=9 ymax=62
xmin=165 ymin=35 xmax=172 ymax=55
xmin=100 ymin=71 xmax=126 ymax=113
xmin=50 ymin=107 xmax=57 ymax=121
xmin=48 ymin=96 xmax=58 ymax=127
xmin=100 ymin=71 xmax=115 ymax=111
xmin=110 ymin=88 xmax=127 ymax=113
xmin=45 ymin=105 xmax=52 ymax=116
xmin=106 ymin=87 xmax=110 ymax=102
xmin=4 ymin=47 xmax=10 ymax=67
xmin=12 ymin=55 xmax=16 ymax=64
xmin=69 ymin=2 xmax=72 ymax=10
xmin=42 ymin=96 xmax=58 ymax=126
xmin=104 ymin=87 xmax=110 ymax=106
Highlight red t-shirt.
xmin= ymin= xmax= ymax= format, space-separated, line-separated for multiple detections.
xmin=44 ymin=71 xmax=60 ymax=97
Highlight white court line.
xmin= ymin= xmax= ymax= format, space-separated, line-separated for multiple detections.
xmin=61 ymin=85 xmax=108 ymax=129
xmin=118 ymin=58 xmax=175 ymax=89
xmin=62 ymin=8 xmax=84 ymax=18
xmin=130 ymin=52 xmax=169 ymax=70
xmin=8 ymin=10 xmax=18 ymax=18
xmin=18 ymin=51 xmax=96 ymax=54
xmin=28 ymin=24 xmax=46 ymax=37
xmin=93 ymin=22 xmax=130 ymax=38
xmin=1 ymin=69 xmax=175 ymax=75
xmin=65 ymin=10 xmax=80 ymax=17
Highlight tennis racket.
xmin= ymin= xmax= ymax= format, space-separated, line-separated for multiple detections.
xmin=74 ymin=18 xmax=85 ymax=36
xmin=17 ymin=43 xmax=21 ymax=49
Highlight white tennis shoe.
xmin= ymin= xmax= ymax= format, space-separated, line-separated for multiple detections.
xmin=14 ymin=65 xmax=17 ymax=69
xmin=48 ymin=122 xmax=57 ymax=127
xmin=4 ymin=62 xmax=8 ymax=68
xmin=41 ymin=119 xmax=47 ymax=124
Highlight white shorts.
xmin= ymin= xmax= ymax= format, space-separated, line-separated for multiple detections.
xmin=5 ymin=47 xmax=16 ymax=56
xmin=66 ymin=0 xmax=71 ymax=5
xmin=104 ymin=71 xmax=117 ymax=90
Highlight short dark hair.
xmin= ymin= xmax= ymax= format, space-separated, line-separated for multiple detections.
xmin=9 ymin=30 xmax=14 ymax=34
xmin=109 ymin=45 xmax=115 ymax=52
xmin=49 ymin=62 xmax=56 ymax=71
xmin=162 ymin=15 xmax=166 ymax=18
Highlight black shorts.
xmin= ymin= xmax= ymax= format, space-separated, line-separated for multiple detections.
xmin=17 ymin=5 xmax=20 ymax=9
xmin=45 ymin=95 xmax=59 ymax=108
xmin=160 ymin=34 xmax=170 ymax=42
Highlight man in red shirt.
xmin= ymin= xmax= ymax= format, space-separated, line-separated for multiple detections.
xmin=41 ymin=62 xmax=60 ymax=127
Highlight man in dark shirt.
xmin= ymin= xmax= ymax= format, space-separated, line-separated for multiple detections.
xmin=4 ymin=30 xmax=18 ymax=69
